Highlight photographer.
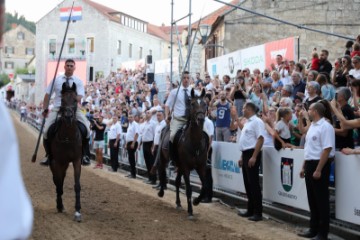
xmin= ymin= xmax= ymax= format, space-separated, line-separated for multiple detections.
xmin=91 ymin=114 xmax=107 ymax=169
xmin=230 ymin=76 xmax=248 ymax=117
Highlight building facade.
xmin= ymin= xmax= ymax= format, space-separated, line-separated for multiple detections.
xmin=35 ymin=0 xmax=169 ymax=104
xmin=1 ymin=24 xmax=35 ymax=75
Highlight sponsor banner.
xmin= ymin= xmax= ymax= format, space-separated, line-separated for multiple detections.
xmin=46 ymin=60 xmax=87 ymax=87
xmin=60 ymin=7 xmax=82 ymax=22
xmin=211 ymin=141 xmax=245 ymax=193
xmin=240 ymin=44 xmax=265 ymax=72
xmin=264 ymin=37 xmax=295 ymax=69
xmin=207 ymin=49 xmax=241 ymax=79
xmin=154 ymin=57 xmax=179 ymax=74
xmin=335 ymin=153 xmax=360 ymax=225
xmin=263 ymin=147 xmax=309 ymax=211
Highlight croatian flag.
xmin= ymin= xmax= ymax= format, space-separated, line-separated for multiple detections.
xmin=60 ymin=6 xmax=82 ymax=21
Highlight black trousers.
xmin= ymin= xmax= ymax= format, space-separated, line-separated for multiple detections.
xmin=127 ymin=141 xmax=138 ymax=177
xmin=143 ymin=141 xmax=156 ymax=181
xmin=204 ymin=147 xmax=213 ymax=200
xmin=109 ymin=139 xmax=119 ymax=171
xmin=305 ymin=159 xmax=331 ymax=238
xmin=242 ymin=149 xmax=262 ymax=216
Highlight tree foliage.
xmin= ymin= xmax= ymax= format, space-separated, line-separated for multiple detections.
xmin=0 ymin=74 xmax=10 ymax=88
xmin=5 ymin=12 xmax=35 ymax=34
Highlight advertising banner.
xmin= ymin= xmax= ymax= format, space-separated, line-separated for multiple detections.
xmin=264 ymin=37 xmax=295 ymax=69
xmin=240 ymin=44 xmax=265 ymax=72
xmin=46 ymin=60 xmax=87 ymax=87
xmin=262 ymin=147 xmax=309 ymax=211
xmin=335 ymin=152 xmax=360 ymax=225
xmin=207 ymin=49 xmax=241 ymax=79
xmin=211 ymin=141 xmax=245 ymax=194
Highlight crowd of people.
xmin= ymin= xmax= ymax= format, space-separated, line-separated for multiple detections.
xmin=7 ymin=35 xmax=360 ymax=240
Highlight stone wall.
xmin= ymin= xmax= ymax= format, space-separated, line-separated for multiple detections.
xmin=224 ymin=0 xmax=359 ymax=63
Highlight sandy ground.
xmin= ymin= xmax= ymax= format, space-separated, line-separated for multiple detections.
xmin=13 ymin=112 xmax=304 ymax=240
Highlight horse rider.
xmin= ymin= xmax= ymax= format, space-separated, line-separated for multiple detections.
xmin=164 ymin=71 xmax=192 ymax=161
xmin=40 ymin=58 xmax=91 ymax=166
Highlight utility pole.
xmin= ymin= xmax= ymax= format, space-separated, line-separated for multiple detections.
xmin=170 ymin=0 xmax=174 ymax=87
xmin=187 ymin=0 xmax=191 ymax=72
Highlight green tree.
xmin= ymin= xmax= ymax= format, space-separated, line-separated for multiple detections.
xmin=5 ymin=12 xmax=35 ymax=33
xmin=0 ymin=74 xmax=10 ymax=88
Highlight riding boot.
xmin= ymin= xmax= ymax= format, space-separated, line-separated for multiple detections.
xmin=40 ymin=138 xmax=51 ymax=166
xmin=82 ymin=138 xmax=91 ymax=166
xmin=168 ymin=141 xmax=175 ymax=170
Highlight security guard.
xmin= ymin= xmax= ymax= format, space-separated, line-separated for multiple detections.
xmin=237 ymin=102 xmax=265 ymax=221
xmin=141 ymin=110 xmax=157 ymax=184
xmin=125 ymin=113 xmax=139 ymax=178
xmin=298 ymin=101 xmax=335 ymax=240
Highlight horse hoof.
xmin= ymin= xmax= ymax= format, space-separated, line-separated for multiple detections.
xmin=193 ymin=198 xmax=200 ymax=206
xmin=158 ymin=190 xmax=164 ymax=198
xmin=176 ymin=205 xmax=182 ymax=210
xmin=74 ymin=211 xmax=82 ymax=222
xmin=57 ymin=207 xmax=65 ymax=213
xmin=187 ymin=215 xmax=195 ymax=220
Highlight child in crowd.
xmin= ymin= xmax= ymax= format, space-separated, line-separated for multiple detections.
xmin=310 ymin=51 xmax=320 ymax=71
xmin=273 ymin=107 xmax=293 ymax=150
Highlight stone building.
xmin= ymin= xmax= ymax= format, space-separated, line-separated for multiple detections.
xmin=206 ymin=0 xmax=358 ymax=65
xmin=35 ymin=0 xmax=170 ymax=104
xmin=1 ymin=24 xmax=35 ymax=75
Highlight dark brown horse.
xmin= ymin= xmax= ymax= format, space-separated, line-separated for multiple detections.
xmin=157 ymin=88 xmax=209 ymax=219
xmin=50 ymin=82 xmax=82 ymax=222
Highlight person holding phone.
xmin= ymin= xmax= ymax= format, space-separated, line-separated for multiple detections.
xmin=230 ymin=76 xmax=247 ymax=117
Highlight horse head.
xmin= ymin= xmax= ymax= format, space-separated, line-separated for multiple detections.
xmin=60 ymin=82 xmax=78 ymax=125
xmin=190 ymin=88 xmax=207 ymax=126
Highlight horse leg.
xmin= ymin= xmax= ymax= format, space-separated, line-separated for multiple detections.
xmin=157 ymin=167 xmax=166 ymax=198
xmin=51 ymin=165 xmax=65 ymax=213
xmin=73 ymin=160 xmax=82 ymax=222
xmin=183 ymin=171 xmax=194 ymax=219
xmin=175 ymin=172 xmax=182 ymax=209
xmin=193 ymin=166 xmax=207 ymax=206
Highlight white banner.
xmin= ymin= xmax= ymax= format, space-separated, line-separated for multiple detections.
xmin=335 ymin=152 xmax=360 ymax=225
xmin=207 ymin=50 xmax=241 ymax=79
xmin=263 ymin=147 xmax=309 ymax=211
xmin=154 ymin=57 xmax=179 ymax=74
xmin=240 ymin=44 xmax=265 ymax=72
xmin=211 ymin=141 xmax=245 ymax=193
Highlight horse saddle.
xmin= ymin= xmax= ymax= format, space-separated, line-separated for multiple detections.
xmin=48 ymin=121 xmax=87 ymax=142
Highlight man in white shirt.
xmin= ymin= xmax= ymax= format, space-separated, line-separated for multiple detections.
xmin=41 ymin=59 xmax=90 ymax=166
xmin=237 ymin=102 xmax=265 ymax=222
xmin=298 ymin=102 xmax=335 ymax=240
xmin=125 ymin=113 xmax=139 ymax=178
xmin=149 ymin=98 xmax=163 ymax=122
xmin=165 ymin=71 xmax=191 ymax=160
xmin=107 ymin=115 xmax=122 ymax=172
xmin=202 ymin=112 xmax=215 ymax=203
xmin=141 ymin=110 xmax=157 ymax=184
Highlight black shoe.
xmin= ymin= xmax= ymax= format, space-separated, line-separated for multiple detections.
xmin=237 ymin=210 xmax=253 ymax=218
xmin=310 ymin=235 xmax=327 ymax=240
xmin=201 ymin=198 xmax=212 ymax=203
xmin=152 ymin=184 xmax=161 ymax=189
xmin=82 ymin=156 xmax=91 ymax=166
xmin=126 ymin=174 xmax=136 ymax=179
xmin=248 ymin=215 xmax=262 ymax=222
xmin=40 ymin=157 xmax=50 ymax=166
xmin=297 ymin=229 xmax=317 ymax=238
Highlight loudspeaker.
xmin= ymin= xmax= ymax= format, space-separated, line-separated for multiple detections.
xmin=89 ymin=67 xmax=94 ymax=81
xmin=146 ymin=55 xmax=152 ymax=64
xmin=147 ymin=73 xmax=154 ymax=84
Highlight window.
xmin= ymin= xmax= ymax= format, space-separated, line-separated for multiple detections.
xmin=5 ymin=46 xmax=14 ymax=54
xmin=26 ymin=48 xmax=34 ymax=55
xmin=68 ymin=38 xmax=75 ymax=54
xmin=117 ymin=40 xmax=121 ymax=55
xmin=87 ymin=37 xmax=94 ymax=53
xmin=121 ymin=15 xmax=125 ymax=24
xmin=149 ymin=49 xmax=152 ymax=56
xmin=144 ymin=24 xmax=147 ymax=33
xmin=17 ymin=32 xmax=25 ymax=40
xmin=139 ymin=47 xmax=143 ymax=59
xmin=5 ymin=62 xmax=14 ymax=69
xmin=49 ymin=39 xmax=56 ymax=54
xmin=129 ymin=43 xmax=132 ymax=58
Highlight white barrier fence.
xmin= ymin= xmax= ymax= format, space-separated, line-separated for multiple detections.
xmin=211 ymin=142 xmax=360 ymax=226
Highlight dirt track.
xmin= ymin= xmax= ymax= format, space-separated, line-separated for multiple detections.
xmin=13 ymin=112 xmax=303 ymax=240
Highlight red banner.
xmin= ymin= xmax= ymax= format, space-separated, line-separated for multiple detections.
xmin=265 ymin=37 xmax=295 ymax=69
xmin=46 ymin=60 xmax=87 ymax=87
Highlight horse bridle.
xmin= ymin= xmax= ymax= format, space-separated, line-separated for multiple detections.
xmin=190 ymin=98 xmax=206 ymax=126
